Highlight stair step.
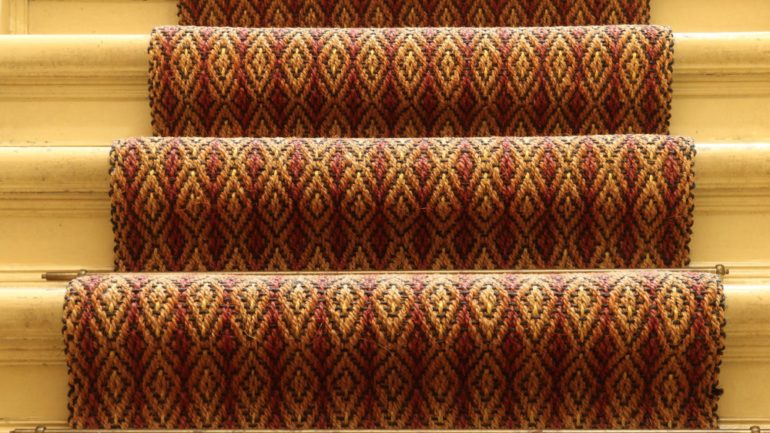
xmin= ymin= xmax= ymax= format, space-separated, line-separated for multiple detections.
xmin=0 ymin=143 xmax=768 ymax=280
xmin=0 ymin=281 xmax=768 ymax=428
xmin=0 ymin=32 xmax=768 ymax=146
xmin=2 ymin=0 xmax=770 ymax=34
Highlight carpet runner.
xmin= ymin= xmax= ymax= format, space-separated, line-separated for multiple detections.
xmin=149 ymin=25 xmax=674 ymax=138
xmin=64 ymin=270 xmax=724 ymax=429
xmin=62 ymin=0 xmax=722 ymax=427
xmin=178 ymin=0 xmax=651 ymax=27
xmin=111 ymin=135 xmax=694 ymax=272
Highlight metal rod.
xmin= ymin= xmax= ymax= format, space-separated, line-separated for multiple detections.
xmin=42 ymin=265 xmax=729 ymax=282
xmin=10 ymin=427 xmax=762 ymax=433
xmin=42 ymin=269 xmax=89 ymax=281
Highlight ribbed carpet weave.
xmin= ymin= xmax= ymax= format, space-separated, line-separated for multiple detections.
xmin=111 ymin=135 xmax=694 ymax=272
xmin=178 ymin=0 xmax=651 ymax=27
xmin=64 ymin=271 xmax=724 ymax=429
xmin=149 ymin=25 xmax=673 ymax=138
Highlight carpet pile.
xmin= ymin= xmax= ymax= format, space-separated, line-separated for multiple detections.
xmin=149 ymin=25 xmax=674 ymax=138
xmin=179 ymin=0 xmax=651 ymax=27
xmin=65 ymin=270 xmax=723 ymax=429
xmin=112 ymin=135 xmax=694 ymax=272
xmin=61 ymin=0 xmax=725 ymax=428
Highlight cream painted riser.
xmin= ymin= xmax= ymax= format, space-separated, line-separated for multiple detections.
xmin=0 ymin=33 xmax=769 ymax=146
xmin=1 ymin=0 xmax=769 ymax=34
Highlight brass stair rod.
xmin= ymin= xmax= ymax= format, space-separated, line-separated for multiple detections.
xmin=43 ymin=264 xmax=730 ymax=282
xmin=10 ymin=427 xmax=763 ymax=433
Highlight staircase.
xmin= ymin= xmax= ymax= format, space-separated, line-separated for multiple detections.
xmin=1 ymin=0 xmax=769 ymax=430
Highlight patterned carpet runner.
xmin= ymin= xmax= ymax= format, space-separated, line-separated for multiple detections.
xmin=111 ymin=135 xmax=694 ymax=272
xmin=64 ymin=270 xmax=724 ymax=429
xmin=178 ymin=0 xmax=651 ymax=27
xmin=149 ymin=25 xmax=674 ymax=138
xmin=58 ymin=0 xmax=721 ymax=427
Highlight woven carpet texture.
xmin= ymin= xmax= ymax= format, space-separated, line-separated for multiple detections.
xmin=64 ymin=271 xmax=724 ymax=429
xmin=149 ymin=25 xmax=673 ymax=138
xmin=111 ymin=135 xmax=694 ymax=272
xmin=178 ymin=0 xmax=651 ymax=27
xmin=62 ymin=0 xmax=718 ymax=428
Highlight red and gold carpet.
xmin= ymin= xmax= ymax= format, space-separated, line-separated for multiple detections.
xmin=62 ymin=0 xmax=718 ymax=428
xmin=178 ymin=0 xmax=651 ymax=27
xmin=64 ymin=270 xmax=724 ymax=429
xmin=111 ymin=135 xmax=694 ymax=272
xmin=149 ymin=25 xmax=674 ymax=138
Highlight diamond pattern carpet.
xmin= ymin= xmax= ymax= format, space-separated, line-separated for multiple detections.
xmin=111 ymin=135 xmax=694 ymax=272
xmin=61 ymin=0 xmax=725 ymax=428
xmin=149 ymin=25 xmax=674 ymax=138
xmin=178 ymin=0 xmax=651 ymax=27
xmin=64 ymin=270 xmax=724 ymax=429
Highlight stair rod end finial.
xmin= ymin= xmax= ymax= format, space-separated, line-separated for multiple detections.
xmin=715 ymin=264 xmax=729 ymax=277
xmin=41 ymin=269 xmax=89 ymax=281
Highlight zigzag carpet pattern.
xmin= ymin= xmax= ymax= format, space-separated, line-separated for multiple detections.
xmin=149 ymin=25 xmax=674 ymax=138
xmin=178 ymin=0 xmax=651 ymax=27
xmin=64 ymin=271 xmax=724 ymax=429
xmin=111 ymin=135 xmax=694 ymax=272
